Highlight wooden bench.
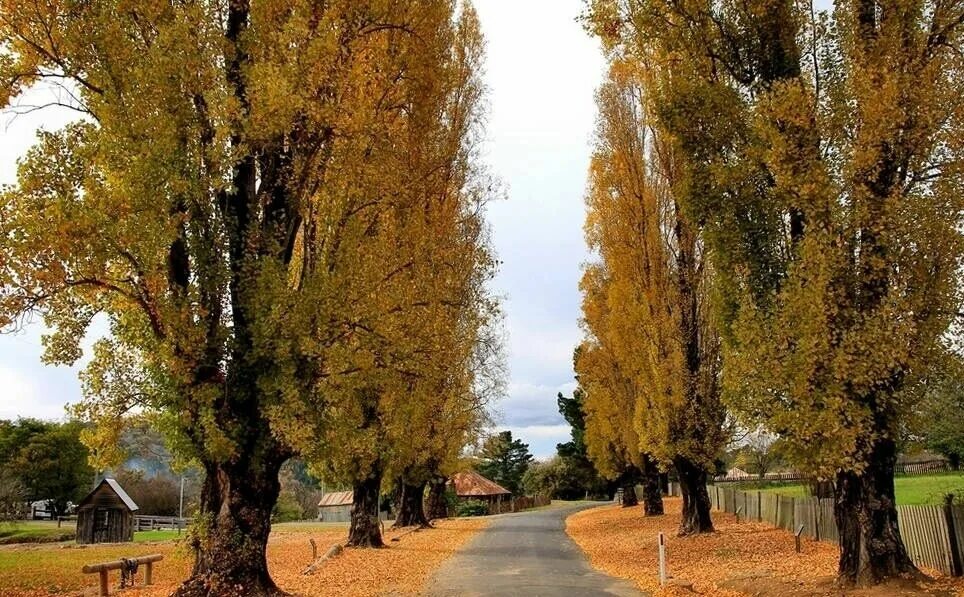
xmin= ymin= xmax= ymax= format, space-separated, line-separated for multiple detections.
xmin=82 ymin=554 xmax=163 ymax=596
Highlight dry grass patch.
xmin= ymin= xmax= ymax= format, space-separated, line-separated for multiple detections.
xmin=566 ymin=497 xmax=964 ymax=596
xmin=0 ymin=518 xmax=487 ymax=596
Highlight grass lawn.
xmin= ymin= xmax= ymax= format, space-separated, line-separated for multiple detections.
xmin=0 ymin=521 xmax=76 ymax=545
xmin=755 ymin=472 xmax=964 ymax=505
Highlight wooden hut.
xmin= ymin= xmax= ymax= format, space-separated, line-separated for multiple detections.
xmin=316 ymin=490 xmax=391 ymax=523
xmin=316 ymin=490 xmax=353 ymax=522
xmin=76 ymin=478 xmax=139 ymax=544
xmin=449 ymin=470 xmax=511 ymax=506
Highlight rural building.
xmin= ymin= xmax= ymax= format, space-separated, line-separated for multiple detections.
xmin=76 ymin=478 xmax=139 ymax=544
xmin=316 ymin=490 xmax=390 ymax=523
xmin=449 ymin=470 xmax=511 ymax=505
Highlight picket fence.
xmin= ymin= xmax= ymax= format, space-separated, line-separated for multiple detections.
xmin=666 ymin=483 xmax=964 ymax=576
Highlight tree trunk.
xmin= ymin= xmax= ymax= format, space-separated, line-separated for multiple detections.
xmin=620 ymin=466 xmax=639 ymax=507
xmin=675 ymin=456 xmax=713 ymax=535
xmin=426 ymin=474 xmax=448 ymax=520
xmin=642 ymin=456 xmax=664 ymax=516
xmin=393 ymin=480 xmax=429 ymax=528
xmin=347 ymin=465 xmax=383 ymax=548
xmin=174 ymin=444 xmax=286 ymax=596
xmin=835 ymin=438 xmax=920 ymax=585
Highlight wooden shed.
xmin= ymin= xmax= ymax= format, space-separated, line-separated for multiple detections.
xmin=316 ymin=490 xmax=390 ymax=523
xmin=449 ymin=470 xmax=511 ymax=505
xmin=76 ymin=478 xmax=139 ymax=544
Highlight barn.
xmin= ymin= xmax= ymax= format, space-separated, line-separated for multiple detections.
xmin=76 ymin=478 xmax=139 ymax=544
xmin=449 ymin=470 xmax=511 ymax=505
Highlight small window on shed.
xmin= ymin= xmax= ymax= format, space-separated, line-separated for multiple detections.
xmin=95 ymin=509 xmax=110 ymax=532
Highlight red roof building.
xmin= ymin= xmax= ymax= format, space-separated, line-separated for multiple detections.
xmin=449 ymin=470 xmax=511 ymax=503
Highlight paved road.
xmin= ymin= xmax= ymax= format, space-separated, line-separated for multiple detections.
xmin=425 ymin=502 xmax=644 ymax=596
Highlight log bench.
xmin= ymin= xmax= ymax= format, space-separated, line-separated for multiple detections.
xmin=82 ymin=554 xmax=163 ymax=596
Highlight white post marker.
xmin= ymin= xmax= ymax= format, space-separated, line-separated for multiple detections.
xmin=658 ymin=532 xmax=667 ymax=587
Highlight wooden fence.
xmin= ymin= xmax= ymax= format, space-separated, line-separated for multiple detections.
xmin=702 ymin=484 xmax=964 ymax=576
xmin=713 ymin=460 xmax=954 ymax=483
xmin=132 ymin=516 xmax=188 ymax=532
xmin=484 ymin=495 xmax=551 ymax=515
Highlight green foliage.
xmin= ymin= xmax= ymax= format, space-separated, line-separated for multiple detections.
xmin=553 ymin=389 xmax=612 ymax=499
xmin=0 ymin=419 xmax=94 ymax=515
xmin=271 ymin=492 xmax=305 ymax=523
xmin=455 ymin=499 xmax=488 ymax=517
xmin=475 ymin=431 xmax=533 ymax=494
xmin=915 ymin=359 xmax=964 ymax=469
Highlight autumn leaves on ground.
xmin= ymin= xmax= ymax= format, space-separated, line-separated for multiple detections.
xmin=0 ymin=519 xmax=487 ymax=597
xmin=568 ymin=499 xmax=964 ymax=597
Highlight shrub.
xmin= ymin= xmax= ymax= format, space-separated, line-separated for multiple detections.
xmin=455 ymin=499 xmax=489 ymax=517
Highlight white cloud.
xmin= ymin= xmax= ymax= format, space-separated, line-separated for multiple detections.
xmin=0 ymin=365 xmax=62 ymax=420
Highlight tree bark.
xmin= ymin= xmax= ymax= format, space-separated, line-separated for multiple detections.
xmin=393 ymin=480 xmax=429 ymax=528
xmin=835 ymin=438 xmax=920 ymax=585
xmin=174 ymin=440 xmax=286 ymax=596
xmin=675 ymin=456 xmax=713 ymax=535
xmin=347 ymin=465 xmax=384 ymax=548
xmin=642 ymin=456 xmax=664 ymax=516
xmin=620 ymin=466 xmax=639 ymax=507
xmin=426 ymin=474 xmax=448 ymax=520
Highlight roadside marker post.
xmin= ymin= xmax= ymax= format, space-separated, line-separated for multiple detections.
xmin=658 ymin=532 xmax=667 ymax=587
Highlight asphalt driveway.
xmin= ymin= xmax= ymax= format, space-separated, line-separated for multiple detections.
xmin=425 ymin=502 xmax=644 ymax=596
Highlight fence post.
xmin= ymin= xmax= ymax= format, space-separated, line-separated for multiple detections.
xmin=944 ymin=497 xmax=962 ymax=577
xmin=658 ymin=532 xmax=667 ymax=587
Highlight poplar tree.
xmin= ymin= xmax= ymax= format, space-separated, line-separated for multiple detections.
xmin=587 ymin=0 xmax=964 ymax=582
xmin=579 ymin=61 xmax=723 ymax=529
xmin=0 ymin=0 xmax=492 ymax=592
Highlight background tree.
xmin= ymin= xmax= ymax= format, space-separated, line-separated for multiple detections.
xmin=555 ymin=389 xmax=612 ymax=499
xmin=733 ymin=431 xmax=785 ymax=479
xmin=0 ymin=420 xmax=94 ymax=516
xmin=915 ymin=355 xmax=964 ymax=470
xmin=579 ymin=61 xmax=724 ymax=529
xmin=476 ymin=431 xmax=533 ymax=494
xmin=587 ymin=0 xmax=964 ymax=582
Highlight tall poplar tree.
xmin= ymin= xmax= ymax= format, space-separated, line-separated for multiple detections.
xmin=0 ymin=0 xmax=492 ymax=593
xmin=579 ymin=61 xmax=723 ymax=530
xmin=587 ymin=0 xmax=964 ymax=583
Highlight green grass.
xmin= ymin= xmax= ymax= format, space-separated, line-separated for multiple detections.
xmin=0 ymin=520 xmax=76 ymax=544
xmin=134 ymin=529 xmax=184 ymax=542
xmin=753 ymin=472 xmax=964 ymax=505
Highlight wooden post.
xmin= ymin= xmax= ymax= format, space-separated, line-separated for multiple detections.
xmin=658 ymin=532 xmax=667 ymax=587
xmin=145 ymin=561 xmax=153 ymax=585
xmin=943 ymin=495 xmax=962 ymax=577
xmin=795 ymin=524 xmax=805 ymax=553
xmin=735 ymin=505 xmax=744 ymax=523
xmin=310 ymin=538 xmax=318 ymax=561
xmin=98 ymin=570 xmax=108 ymax=596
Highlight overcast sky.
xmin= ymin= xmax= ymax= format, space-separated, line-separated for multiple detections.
xmin=0 ymin=0 xmax=603 ymax=458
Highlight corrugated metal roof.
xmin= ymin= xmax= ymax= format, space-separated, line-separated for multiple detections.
xmin=317 ymin=490 xmax=353 ymax=507
xmin=449 ymin=471 xmax=511 ymax=497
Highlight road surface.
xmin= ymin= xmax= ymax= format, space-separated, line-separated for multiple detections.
xmin=425 ymin=502 xmax=645 ymax=596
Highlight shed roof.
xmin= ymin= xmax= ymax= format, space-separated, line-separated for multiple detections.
xmin=78 ymin=478 xmax=139 ymax=512
xmin=317 ymin=490 xmax=353 ymax=507
xmin=449 ymin=471 xmax=511 ymax=497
